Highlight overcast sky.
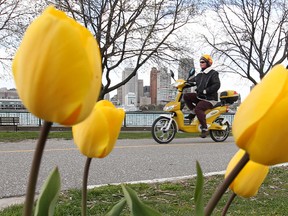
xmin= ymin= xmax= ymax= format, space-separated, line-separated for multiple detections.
xmin=2 ymin=3 xmax=284 ymax=101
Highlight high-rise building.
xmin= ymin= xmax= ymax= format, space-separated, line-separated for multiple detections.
xmin=137 ymin=79 xmax=144 ymax=105
xmin=178 ymin=58 xmax=194 ymax=80
xmin=178 ymin=58 xmax=195 ymax=94
xmin=117 ymin=86 xmax=123 ymax=105
xmin=122 ymin=67 xmax=138 ymax=106
xmin=157 ymin=67 xmax=171 ymax=104
xmin=150 ymin=67 xmax=158 ymax=105
xmin=143 ymin=86 xmax=150 ymax=97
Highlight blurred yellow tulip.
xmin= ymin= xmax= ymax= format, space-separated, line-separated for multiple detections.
xmin=72 ymin=100 xmax=125 ymax=158
xmin=232 ymin=64 xmax=288 ymax=165
xmin=12 ymin=6 xmax=102 ymax=125
xmin=225 ymin=149 xmax=269 ymax=198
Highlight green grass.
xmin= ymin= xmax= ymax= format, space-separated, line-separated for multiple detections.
xmin=0 ymin=131 xmax=73 ymax=142
xmin=0 ymin=131 xmax=198 ymax=142
xmin=1 ymin=166 xmax=287 ymax=215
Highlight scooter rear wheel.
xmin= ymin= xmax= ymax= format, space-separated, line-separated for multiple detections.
xmin=209 ymin=117 xmax=230 ymax=142
xmin=152 ymin=117 xmax=177 ymax=144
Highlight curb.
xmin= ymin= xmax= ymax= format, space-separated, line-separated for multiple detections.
xmin=0 ymin=171 xmax=226 ymax=210
xmin=1 ymin=163 xmax=287 ymax=211
xmin=0 ymin=196 xmax=25 ymax=210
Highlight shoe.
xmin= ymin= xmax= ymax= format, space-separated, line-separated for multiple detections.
xmin=185 ymin=113 xmax=195 ymax=120
xmin=200 ymin=128 xmax=208 ymax=138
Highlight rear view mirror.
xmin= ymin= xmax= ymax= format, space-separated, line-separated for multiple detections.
xmin=187 ymin=68 xmax=195 ymax=79
xmin=189 ymin=68 xmax=195 ymax=76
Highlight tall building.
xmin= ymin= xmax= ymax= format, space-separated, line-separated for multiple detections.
xmin=178 ymin=58 xmax=195 ymax=93
xmin=117 ymin=86 xmax=123 ymax=105
xmin=157 ymin=67 xmax=171 ymax=104
xmin=143 ymin=86 xmax=150 ymax=97
xmin=178 ymin=58 xmax=194 ymax=80
xmin=150 ymin=67 xmax=158 ymax=105
xmin=137 ymin=79 xmax=144 ymax=105
xmin=122 ymin=67 xmax=138 ymax=107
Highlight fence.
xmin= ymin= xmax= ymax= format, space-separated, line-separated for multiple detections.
xmin=0 ymin=110 xmax=235 ymax=128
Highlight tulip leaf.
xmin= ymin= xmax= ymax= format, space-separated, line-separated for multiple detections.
xmin=104 ymin=198 xmax=126 ymax=216
xmin=194 ymin=161 xmax=204 ymax=216
xmin=34 ymin=167 xmax=61 ymax=216
xmin=121 ymin=184 xmax=162 ymax=216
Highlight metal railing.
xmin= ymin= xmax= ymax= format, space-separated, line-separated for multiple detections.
xmin=0 ymin=110 xmax=235 ymax=128
xmin=123 ymin=111 xmax=235 ymax=127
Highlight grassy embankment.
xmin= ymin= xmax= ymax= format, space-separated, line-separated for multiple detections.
xmin=0 ymin=166 xmax=287 ymax=215
xmin=0 ymin=131 xmax=198 ymax=142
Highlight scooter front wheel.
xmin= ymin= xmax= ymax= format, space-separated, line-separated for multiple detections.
xmin=152 ymin=117 xmax=177 ymax=144
xmin=209 ymin=117 xmax=230 ymax=142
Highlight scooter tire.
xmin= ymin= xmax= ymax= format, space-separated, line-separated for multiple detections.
xmin=151 ymin=117 xmax=177 ymax=144
xmin=209 ymin=118 xmax=230 ymax=142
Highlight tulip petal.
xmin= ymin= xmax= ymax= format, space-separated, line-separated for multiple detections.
xmin=233 ymin=65 xmax=288 ymax=148
xmin=96 ymin=101 xmax=125 ymax=148
xmin=225 ymin=149 xmax=269 ymax=198
xmin=244 ymin=96 xmax=288 ymax=165
xmin=73 ymin=109 xmax=110 ymax=158
xmin=73 ymin=100 xmax=125 ymax=158
xmin=12 ymin=6 xmax=102 ymax=125
xmin=232 ymin=163 xmax=269 ymax=198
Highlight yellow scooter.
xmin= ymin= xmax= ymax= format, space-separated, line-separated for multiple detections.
xmin=151 ymin=69 xmax=239 ymax=144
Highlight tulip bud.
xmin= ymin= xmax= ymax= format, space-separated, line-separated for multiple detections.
xmin=225 ymin=149 xmax=269 ymax=198
xmin=73 ymin=100 xmax=125 ymax=158
xmin=12 ymin=6 xmax=102 ymax=125
xmin=232 ymin=64 xmax=288 ymax=165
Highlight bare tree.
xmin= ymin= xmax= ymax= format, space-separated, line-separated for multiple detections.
xmin=202 ymin=0 xmax=288 ymax=85
xmin=0 ymin=0 xmax=44 ymax=79
xmin=45 ymin=0 xmax=199 ymax=99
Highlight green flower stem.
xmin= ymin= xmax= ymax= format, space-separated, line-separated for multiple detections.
xmin=221 ymin=193 xmax=237 ymax=216
xmin=204 ymin=152 xmax=249 ymax=216
xmin=24 ymin=121 xmax=52 ymax=216
xmin=82 ymin=157 xmax=92 ymax=216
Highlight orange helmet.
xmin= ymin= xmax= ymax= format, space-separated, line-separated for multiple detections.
xmin=200 ymin=54 xmax=213 ymax=66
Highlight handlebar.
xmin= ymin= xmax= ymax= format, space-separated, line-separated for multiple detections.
xmin=186 ymin=81 xmax=196 ymax=87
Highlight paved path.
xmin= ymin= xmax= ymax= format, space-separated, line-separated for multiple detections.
xmin=0 ymin=136 xmax=238 ymax=209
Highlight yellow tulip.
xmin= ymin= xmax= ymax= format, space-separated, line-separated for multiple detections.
xmin=12 ymin=6 xmax=102 ymax=125
xmin=232 ymin=64 xmax=288 ymax=165
xmin=72 ymin=100 xmax=125 ymax=158
xmin=225 ymin=149 xmax=269 ymax=198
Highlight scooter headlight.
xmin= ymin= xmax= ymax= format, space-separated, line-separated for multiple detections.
xmin=164 ymin=104 xmax=177 ymax=111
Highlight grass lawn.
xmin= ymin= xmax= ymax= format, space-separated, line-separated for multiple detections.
xmin=0 ymin=166 xmax=287 ymax=215
xmin=0 ymin=131 xmax=199 ymax=142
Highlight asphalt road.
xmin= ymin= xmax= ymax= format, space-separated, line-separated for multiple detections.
xmin=0 ymin=136 xmax=238 ymax=199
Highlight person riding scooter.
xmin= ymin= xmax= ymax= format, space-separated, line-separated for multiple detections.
xmin=183 ymin=54 xmax=221 ymax=138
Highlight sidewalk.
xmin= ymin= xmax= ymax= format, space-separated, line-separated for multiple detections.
xmin=2 ymin=164 xmax=287 ymax=211
xmin=0 ymin=196 xmax=25 ymax=210
xmin=0 ymin=171 xmax=225 ymax=211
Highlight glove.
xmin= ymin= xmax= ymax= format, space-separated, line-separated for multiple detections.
xmin=186 ymin=81 xmax=196 ymax=87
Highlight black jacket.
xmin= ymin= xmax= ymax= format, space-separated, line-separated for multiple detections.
xmin=190 ymin=68 xmax=220 ymax=101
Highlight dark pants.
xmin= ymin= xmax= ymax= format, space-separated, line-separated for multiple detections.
xmin=183 ymin=93 xmax=213 ymax=129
